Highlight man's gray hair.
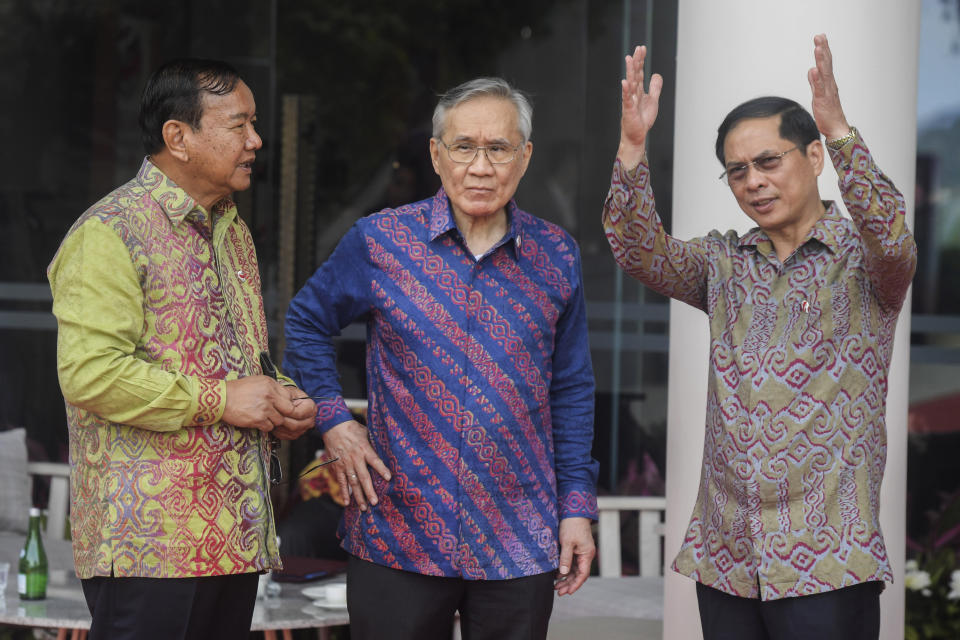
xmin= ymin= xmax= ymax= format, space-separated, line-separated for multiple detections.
xmin=432 ymin=77 xmax=533 ymax=142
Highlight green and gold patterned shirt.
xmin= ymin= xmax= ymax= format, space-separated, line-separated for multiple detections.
xmin=48 ymin=158 xmax=282 ymax=579
xmin=603 ymin=131 xmax=917 ymax=599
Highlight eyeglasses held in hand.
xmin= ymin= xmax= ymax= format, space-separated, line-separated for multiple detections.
xmin=269 ymin=448 xmax=340 ymax=487
xmin=437 ymin=139 xmax=522 ymax=165
xmin=719 ymin=145 xmax=799 ymax=186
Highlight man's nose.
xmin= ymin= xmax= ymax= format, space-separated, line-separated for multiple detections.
xmin=743 ymin=164 xmax=767 ymax=188
xmin=467 ymin=148 xmax=495 ymax=172
xmin=247 ymin=126 xmax=263 ymax=150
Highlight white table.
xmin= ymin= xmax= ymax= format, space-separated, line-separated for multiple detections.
xmin=0 ymin=533 xmax=349 ymax=639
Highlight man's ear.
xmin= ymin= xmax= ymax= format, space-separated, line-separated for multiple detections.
xmin=161 ymin=120 xmax=190 ymax=162
xmin=806 ymin=138 xmax=825 ymax=177
xmin=429 ymin=137 xmax=441 ymax=176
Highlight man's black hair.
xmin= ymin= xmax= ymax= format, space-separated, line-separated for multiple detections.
xmin=715 ymin=96 xmax=820 ymax=164
xmin=139 ymin=58 xmax=241 ymax=156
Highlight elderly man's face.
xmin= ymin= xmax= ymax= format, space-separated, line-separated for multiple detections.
xmin=184 ymin=80 xmax=262 ymax=205
xmin=429 ymin=96 xmax=532 ymax=223
xmin=722 ymin=115 xmax=824 ymax=238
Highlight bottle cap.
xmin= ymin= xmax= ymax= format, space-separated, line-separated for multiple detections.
xmin=29 ymin=507 xmax=41 ymax=517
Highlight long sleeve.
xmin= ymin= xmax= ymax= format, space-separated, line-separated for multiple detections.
xmin=831 ymin=130 xmax=918 ymax=312
xmin=602 ymin=159 xmax=711 ymax=311
xmin=284 ymin=223 xmax=372 ymax=431
xmin=48 ymin=219 xmax=226 ymax=430
xmin=549 ymin=246 xmax=599 ymax=520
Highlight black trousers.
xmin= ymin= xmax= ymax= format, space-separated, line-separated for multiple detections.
xmin=696 ymin=580 xmax=883 ymax=640
xmin=347 ymin=555 xmax=556 ymax=640
xmin=81 ymin=572 xmax=259 ymax=640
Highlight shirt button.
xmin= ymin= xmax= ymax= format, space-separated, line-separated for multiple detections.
xmin=237 ymin=269 xmax=247 ymax=282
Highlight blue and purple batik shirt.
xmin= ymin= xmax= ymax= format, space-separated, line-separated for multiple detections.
xmin=284 ymin=188 xmax=599 ymax=580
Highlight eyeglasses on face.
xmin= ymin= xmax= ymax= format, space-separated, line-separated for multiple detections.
xmin=437 ymin=139 xmax=522 ymax=165
xmin=719 ymin=145 xmax=800 ymax=186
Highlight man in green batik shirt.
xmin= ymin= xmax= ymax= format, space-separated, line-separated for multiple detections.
xmin=48 ymin=59 xmax=316 ymax=640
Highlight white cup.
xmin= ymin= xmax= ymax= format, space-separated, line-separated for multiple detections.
xmin=325 ymin=583 xmax=347 ymax=605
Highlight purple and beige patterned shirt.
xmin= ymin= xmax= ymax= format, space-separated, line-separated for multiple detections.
xmin=603 ymin=131 xmax=917 ymax=599
xmin=48 ymin=158 xmax=281 ymax=579
xmin=284 ymin=189 xmax=599 ymax=580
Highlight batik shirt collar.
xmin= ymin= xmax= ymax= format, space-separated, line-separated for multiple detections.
xmin=736 ymin=200 xmax=846 ymax=257
xmin=136 ymin=157 xmax=238 ymax=231
xmin=427 ymin=187 xmax=524 ymax=260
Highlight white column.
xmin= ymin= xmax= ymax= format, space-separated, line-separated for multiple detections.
xmin=663 ymin=2 xmax=920 ymax=639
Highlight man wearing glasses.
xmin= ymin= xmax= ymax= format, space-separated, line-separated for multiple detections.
xmin=285 ymin=77 xmax=598 ymax=640
xmin=48 ymin=59 xmax=317 ymax=640
xmin=603 ymin=35 xmax=916 ymax=639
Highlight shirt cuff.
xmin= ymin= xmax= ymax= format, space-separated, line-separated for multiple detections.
xmin=315 ymin=396 xmax=354 ymax=432
xmin=188 ymin=377 xmax=227 ymax=426
xmin=614 ymin=157 xmax=650 ymax=186
xmin=827 ymin=126 xmax=864 ymax=171
xmin=559 ymin=488 xmax=599 ymax=521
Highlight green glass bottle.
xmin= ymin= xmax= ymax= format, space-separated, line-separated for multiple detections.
xmin=18 ymin=507 xmax=48 ymax=600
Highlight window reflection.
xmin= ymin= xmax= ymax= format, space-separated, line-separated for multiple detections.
xmin=0 ymin=1 xmax=674 ymax=544
xmin=907 ymin=0 xmax=960 ymax=557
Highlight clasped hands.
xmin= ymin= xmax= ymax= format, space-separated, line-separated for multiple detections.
xmin=223 ymin=375 xmax=317 ymax=440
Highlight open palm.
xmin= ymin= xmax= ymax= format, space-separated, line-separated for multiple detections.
xmin=621 ymin=45 xmax=663 ymax=149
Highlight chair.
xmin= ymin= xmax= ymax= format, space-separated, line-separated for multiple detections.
xmin=27 ymin=461 xmax=71 ymax=541
xmin=596 ymin=496 xmax=666 ymax=577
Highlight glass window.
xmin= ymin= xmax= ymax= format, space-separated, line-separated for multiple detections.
xmin=0 ymin=3 xmax=676 ymax=563
xmin=908 ymin=0 xmax=960 ymax=557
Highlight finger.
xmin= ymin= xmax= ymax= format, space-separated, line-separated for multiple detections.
xmin=274 ymin=417 xmax=314 ymax=440
xmin=566 ymin=551 xmax=593 ymax=594
xmin=346 ymin=463 xmax=368 ymax=510
xmin=622 ymin=59 xmax=636 ymax=102
xmin=271 ymin=424 xmax=295 ymax=439
xmin=355 ymin=448 xmax=390 ymax=498
xmin=265 ymin=406 xmax=285 ymax=430
xmin=634 ymin=45 xmax=647 ymax=97
xmin=648 ymin=73 xmax=663 ymax=103
xmin=366 ymin=453 xmax=392 ymax=482
xmin=557 ymin=541 xmax=574 ymax=581
xmin=333 ymin=460 xmax=352 ymax=504
xmin=624 ymin=46 xmax=642 ymax=94
xmin=814 ymin=36 xmax=835 ymax=89
xmin=339 ymin=473 xmax=351 ymax=505
xmin=807 ymin=67 xmax=818 ymax=95
xmin=818 ymin=34 xmax=833 ymax=74
xmin=272 ymin=388 xmax=296 ymax=415
xmin=287 ymin=399 xmax=317 ymax=420
xmin=256 ymin=408 xmax=283 ymax=433
xmin=357 ymin=469 xmax=379 ymax=507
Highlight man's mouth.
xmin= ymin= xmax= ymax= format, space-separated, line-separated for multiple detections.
xmin=751 ymin=197 xmax=776 ymax=212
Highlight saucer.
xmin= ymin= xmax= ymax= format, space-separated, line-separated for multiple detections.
xmin=312 ymin=598 xmax=348 ymax=610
